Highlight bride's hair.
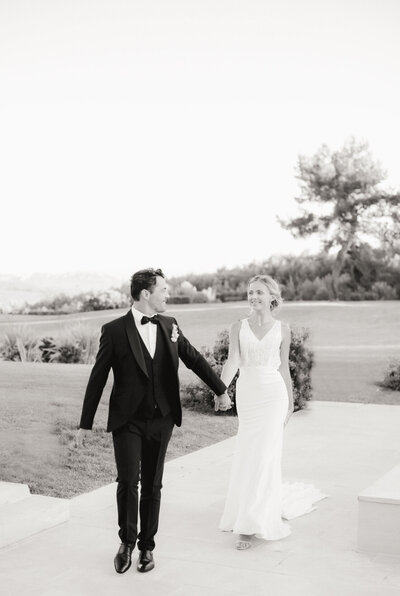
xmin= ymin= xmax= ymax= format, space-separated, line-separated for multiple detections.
xmin=248 ymin=274 xmax=283 ymax=312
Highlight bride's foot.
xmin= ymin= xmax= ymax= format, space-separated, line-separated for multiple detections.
xmin=235 ymin=534 xmax=253 ymax=550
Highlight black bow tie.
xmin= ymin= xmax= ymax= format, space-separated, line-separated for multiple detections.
xmin=141 ymin=315 xmax=159 ymax=325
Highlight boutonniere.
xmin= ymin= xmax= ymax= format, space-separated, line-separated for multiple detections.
xmin=171 ymin=323 xmax=179 ymax=343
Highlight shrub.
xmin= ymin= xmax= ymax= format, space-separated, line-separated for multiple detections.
xmin=313 ymin=276 xmax=332 ymax=300
xmin=218 ymin=293 xmax=247 ymax=302
xmin=182 ymin=331 xmax=239 ymax=414
xmin=296 ymin=277 xmax=334 ymax=301
xmin=381 ymin=360 xmax=400 ymax=391
xmin=51 ymin=325 xmax=100 ymax=364
xmin=71 ymin=325 xmax=100 ymax=364
xmin=56 ymin=343 xmax=83 ymax=363
xmin=370 ymin=281 xmax=397 ymax=300
xmin=16 ymin=293 xmax=78 ymax=315
xmin=1 ymin=325 xmax=100 ymax=364
xmin=0 ymin=332 xmax=42 ymax=362
xmin=182 ymin=351 xmax=225 ymax=414
xmin=168 ymin=296 xmax=191 ymax=304
xmin=288 ymin=328 xmax=314 ymax=410
xmin=38 ymin=337 xmax=59 ymax=362
xmin=192 ymin=292 xmax=209 ymax=303
xmin=181 ymin=325 xmax=314 ymax=414
xmin=0 ymin=333 xmax=21 ymax=361
xmin=298 ymin=279 xmax=317 ymax=301
xmin=12 ymin=289 xmax=131 ymax=315
xmin=80 ymin=290 xmax=130 ymax=312
xmin=281 ymin=277 xmax=297 ymax=301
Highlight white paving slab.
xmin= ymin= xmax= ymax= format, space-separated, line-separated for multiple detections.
xmin=0 ymin=481 xmax=30 ymax=506
xmin=0 ymin=401 xmax=400 ymax=596
xmin=0 ymin=495 xmax=70 ymax=549
xmin=358 ymin=463 xmax=400 ymax=554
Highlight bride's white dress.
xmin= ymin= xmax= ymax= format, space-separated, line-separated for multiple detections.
xmin=219 ymin=318 xmax=326 ymax=540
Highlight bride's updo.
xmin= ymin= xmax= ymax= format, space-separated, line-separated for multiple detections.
xmin=248 ymin=274 xmax=283 ymax=312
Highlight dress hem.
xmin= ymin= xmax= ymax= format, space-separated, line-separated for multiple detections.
xmin=219 ymin=525 xmax=292 ymax=542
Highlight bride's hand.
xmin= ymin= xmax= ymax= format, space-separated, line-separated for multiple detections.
xmin=214 ymin=393 xmax=232 ymax=412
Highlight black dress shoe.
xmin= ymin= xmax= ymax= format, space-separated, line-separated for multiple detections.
xmin=137 ymin=550 xmax=154 ymax=573
xmin=114 ymin=542 xmax=134 ymax=574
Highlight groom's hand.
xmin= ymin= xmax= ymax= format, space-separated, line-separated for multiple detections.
xmin=74 ymin=428 xmax=91 ymax=448
xmin=214 ymin=392 xmax=232 ymax=412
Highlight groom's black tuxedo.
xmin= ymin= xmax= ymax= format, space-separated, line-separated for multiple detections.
xmin=80 ymin=310 xmax=225 ymax=431
xmin=79 ymin=309 xmax=226 ymax=551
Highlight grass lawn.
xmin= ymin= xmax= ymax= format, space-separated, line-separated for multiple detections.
xmin=2 ymin=299 xmax=400 ymax=348
xmin=0 ymin=301 xmax=399 ymax=497
xmin=0 ymin=361 xmax=238 ymax=498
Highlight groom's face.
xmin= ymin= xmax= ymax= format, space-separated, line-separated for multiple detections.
xmin=148 ymin=275 xmax=169 ymax=313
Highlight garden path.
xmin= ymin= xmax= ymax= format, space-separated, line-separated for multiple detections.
xmin=1 ymin=401 xmax=400 ymax=595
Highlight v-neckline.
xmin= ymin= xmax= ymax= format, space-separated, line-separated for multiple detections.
xmin=245 ymin=318 xmax=277 ymax=342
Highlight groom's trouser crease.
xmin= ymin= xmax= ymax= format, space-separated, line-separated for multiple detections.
xmin=113 ymin=414 xmax=174 ymax=550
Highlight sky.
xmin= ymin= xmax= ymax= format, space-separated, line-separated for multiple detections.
xmin=1 ymin=0 xmax=400 ymax=281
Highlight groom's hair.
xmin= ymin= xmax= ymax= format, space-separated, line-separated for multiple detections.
xmin=130 ymin=268 xmax=165 ymax=301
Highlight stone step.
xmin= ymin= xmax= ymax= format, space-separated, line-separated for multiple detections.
xmin=0 ymin=494 xmax=70 ymax=549
xmin=357 ymin=463 xmax=400 ymax=555
xmin=0 ymin=481 xmax=30 ymax=506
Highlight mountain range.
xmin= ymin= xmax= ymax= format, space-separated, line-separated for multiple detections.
xmin=0 ymin=271 xmax=126 ymax=308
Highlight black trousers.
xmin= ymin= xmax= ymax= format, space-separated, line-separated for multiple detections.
xmin=112 ymin=413 xmax=174 ymax=551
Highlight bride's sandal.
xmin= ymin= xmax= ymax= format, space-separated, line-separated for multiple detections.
xmin=235 ymin=535 xmax=252 ymax=550
xmin=235 ymin=540 xmax=251 ymax=550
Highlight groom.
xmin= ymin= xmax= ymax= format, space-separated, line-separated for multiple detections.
xmin=76 ymin=268 xmax=231 ymax=574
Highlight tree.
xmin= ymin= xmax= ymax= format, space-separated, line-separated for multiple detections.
xmin=279 ymin=138 xmax=400 ymax=298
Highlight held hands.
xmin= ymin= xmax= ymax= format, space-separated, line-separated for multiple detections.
xmin=214 ymin=392 xmax=233 ymax=412
xmin=74 ymin=428 xmax=91 ymax=448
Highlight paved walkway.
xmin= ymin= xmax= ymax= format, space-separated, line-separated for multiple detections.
xmin=1 ymin=401 xmax=400 ymax=596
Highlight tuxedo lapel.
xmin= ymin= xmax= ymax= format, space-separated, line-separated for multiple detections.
xmin=157 ymin=316 xmax=178 ymax=369
xmin=124 ymin=311 xmax=149 ymax=378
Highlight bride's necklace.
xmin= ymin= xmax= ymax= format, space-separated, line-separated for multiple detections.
xmin=252 ymin=316 xmax=274 ymax=328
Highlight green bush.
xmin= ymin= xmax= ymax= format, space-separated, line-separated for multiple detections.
xmin=371 ymin=281 xmax=397 ymax=300
xmin=1 ymin=325 xmax=99 ymax=364
xmin=182 ymin=330 xmax=239 ymax=414
xmin=51 ymin=325 xmax=99 ymax=364
xmin=288 ymin=328 xmax=314 ymax=410
xmin=192 ymin=292 xmax=209 ymax=303
xmin=56 ymin=343 xmax=82 ymax=363
xmin=69 ymin=324 xmax=99 ymax=364
xmin=297 ymin=277 xmax=332 ymax=301
xmin=169 ymin=246 xmax=400 ymax=302
xmin=0 ymin=332 xmax=42 ymax=362
xmin=181 ymin=326 xmax=314 ymax=414
xmin=298 ymin=279 xmax=318 ymax=301
xmin=168 ymin=296 xmax=191 ymax=304
xmin=39 ymin=337 xmax=59 ymax=362
xmin=381 ymin=360 xmax=400 ymax=391
xmin=167 ymin=292 xmax=209 ymax=304
xmin=0 ymin=333 xmax=21 ymax=361
xmin=80 ymin=290 xmax=130 ymax=312
xmin=218 ymin=293 xmax=247 ymax=302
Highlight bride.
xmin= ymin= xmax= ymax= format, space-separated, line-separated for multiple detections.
xmin=218 ymin=274 xmax=326 ymax=549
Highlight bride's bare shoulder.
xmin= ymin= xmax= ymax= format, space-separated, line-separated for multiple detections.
xmin=230 ymin=319 xmax=245 ymax=334
xmin=278 ymin=320 xmax=291 ymax=335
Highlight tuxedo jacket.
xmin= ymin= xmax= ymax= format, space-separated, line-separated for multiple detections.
xmin=79 ymin=310 xmax=227 ymax=432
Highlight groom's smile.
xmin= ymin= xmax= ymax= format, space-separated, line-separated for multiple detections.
xmin=148 ymin=276 xmax=169 ymax=314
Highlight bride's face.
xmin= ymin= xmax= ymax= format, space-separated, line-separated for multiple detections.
xmin=247 ymin=281 xmax=271 ymax=311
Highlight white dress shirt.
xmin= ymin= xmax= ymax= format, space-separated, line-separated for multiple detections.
xmin=131 ymin=305 xmax=158 ymax=358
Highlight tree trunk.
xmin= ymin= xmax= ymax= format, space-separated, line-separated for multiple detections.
xmin=331 ymin=236 xmax=354 ymax=299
